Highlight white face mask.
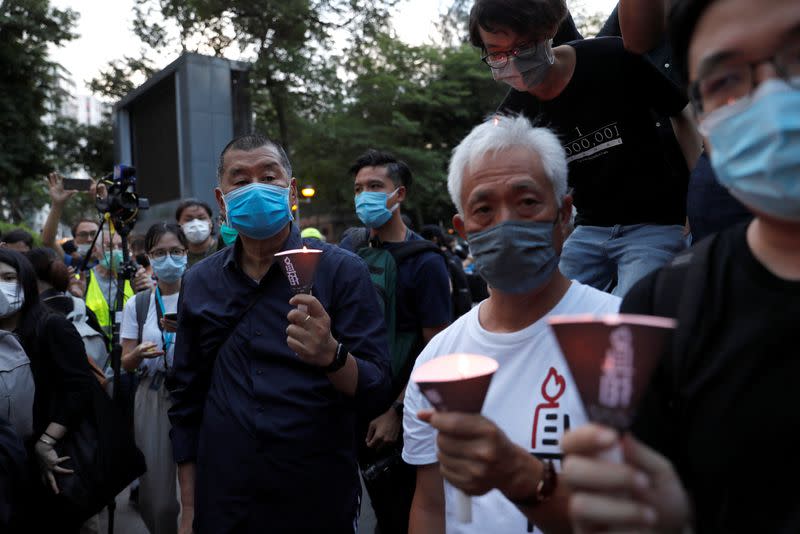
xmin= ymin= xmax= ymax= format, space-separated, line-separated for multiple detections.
xmin=75 ymin=243 xmax=92 ymax=256
xmin=0 ymin=281 xmax=25 ymax=318
xmin=182 ymin=219 xmax=212 ymax=244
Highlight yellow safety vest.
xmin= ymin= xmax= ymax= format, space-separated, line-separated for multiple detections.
xmin=85 ymin=269 xmax=134 ymax=338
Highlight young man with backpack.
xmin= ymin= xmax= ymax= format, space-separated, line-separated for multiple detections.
xmin=340 ymin=149 xmax=452 ymax=534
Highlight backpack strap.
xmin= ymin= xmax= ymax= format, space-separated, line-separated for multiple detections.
xmin=135 ymin=288 xmax=152 ymax=345
xmin=389 ymin=240 xmax=443 ymax=264
xmin=66 ymin=295 xmax=86 ymax=323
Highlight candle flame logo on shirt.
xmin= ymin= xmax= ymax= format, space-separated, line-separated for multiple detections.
xmin=283 ymin=257 xmax=300 ymax=287
xmin=531 ymin=367 xmax=566 ymax=449
xmin=598 ymin=326 xmax=634 ymax=409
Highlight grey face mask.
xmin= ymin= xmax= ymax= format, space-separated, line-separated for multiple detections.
xmin=467 ymin=219 xmax=559 ymax=294
xmin=492 ymin=39 xmax=555 ymax=91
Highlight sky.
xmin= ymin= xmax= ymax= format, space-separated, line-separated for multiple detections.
xmin=49 ymin=0 xmax=619 ymax=96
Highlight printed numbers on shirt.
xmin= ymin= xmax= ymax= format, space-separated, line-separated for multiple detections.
xmin=564 ymin=123 xmax=622 ymax=163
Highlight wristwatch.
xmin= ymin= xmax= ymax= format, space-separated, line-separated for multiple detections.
xmin=324 ymin=342 xmax=348 ymax=373
xmin=511 ymin=459 xmax=558 ymax=508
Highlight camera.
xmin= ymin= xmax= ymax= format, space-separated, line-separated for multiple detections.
xmin=361 ymin=450 xmax=402 ymax=482
xmin=95 ymin=165 xmax=149 ymax=233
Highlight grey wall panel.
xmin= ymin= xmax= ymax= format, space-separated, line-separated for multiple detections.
xmin=114 ymin=52 xmax=251 ymax=228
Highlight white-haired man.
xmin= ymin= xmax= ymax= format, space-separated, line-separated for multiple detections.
xmin=402 ymin=114 xmax=620 ymax=534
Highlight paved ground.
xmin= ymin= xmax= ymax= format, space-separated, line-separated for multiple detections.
xmin=85 ymin=487 xmax=148 ymax=534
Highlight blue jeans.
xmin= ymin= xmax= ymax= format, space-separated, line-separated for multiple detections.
xmin=559 ymin=224 xmax=686 ymax=297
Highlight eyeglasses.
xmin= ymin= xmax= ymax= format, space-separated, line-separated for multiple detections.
xmin=690 ymin=38 xmax=800 ymax=116
xmin=482 ymin=41 xmax=541 ymax=69
xmin=149 ymin=247 xmax=187 ymax=259
xmin=75 ymin=230 xmax=97 ymax=240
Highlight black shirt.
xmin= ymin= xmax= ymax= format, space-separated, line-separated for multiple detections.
xmin=502 ymin=37 xmax=688 ymax=227
xmin=623 ymin=222 xmax=800 ymax=532
xmin=168 ymin=226 xmax=391 ymax=532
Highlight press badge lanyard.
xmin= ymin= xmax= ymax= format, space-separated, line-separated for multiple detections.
xmin=154 ymin=287 xmax=173 ymax=370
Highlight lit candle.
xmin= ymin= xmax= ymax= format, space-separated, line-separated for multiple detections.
xmin=275 ymin=247 xmax=323 ymax=313
xmin=548 ymin=314 xmax=676 ymax=462
xmin=413 ymin=353 xmax=499 ymax=523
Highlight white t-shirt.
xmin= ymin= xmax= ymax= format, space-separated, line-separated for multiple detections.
xmin=403 ymin=282 xmax=621 ymax=534
xmin=120 ymin=291 xmax=179 ymax=374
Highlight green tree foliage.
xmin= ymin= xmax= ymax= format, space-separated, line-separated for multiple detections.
xmin=294 ymin=29 xmax=505 ymax=227
xmin=96 ymin=0 xmax=507 ymax=226
xmin=0 ymin=0 xmax=78 ymax=222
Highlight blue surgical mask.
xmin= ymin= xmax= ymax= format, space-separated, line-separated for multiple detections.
xmin=701 ymin=78 xmax=800 ymax=222
xmin=100 ymin=250 xmax=124 ymax=271
xmin=151 ymin=254 xmax=187 ymax=283
xmin=224 ymin=183 xmax=293 ymax=240
xmin=492 ymin=39 xmax=555 ymax=91
xmin=355 ymin=189 xmax=399 ymax=229
xmin=468 ymin=219 xmax=559 ymax=294
xmin=220 ymin=222 xmax=239 ymax=246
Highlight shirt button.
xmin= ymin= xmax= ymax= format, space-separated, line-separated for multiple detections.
xmin=665 ymin=62 xmax=670 ymax=68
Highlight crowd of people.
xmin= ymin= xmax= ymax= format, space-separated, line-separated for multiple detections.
xmin=1 ymin=0 xmax=797 ymax=532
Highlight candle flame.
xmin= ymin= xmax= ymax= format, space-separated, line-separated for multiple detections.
xmin=457 ymin=354 xmax=470 ymax=379
xmin=302 ymin=245 xmax=308 ymax=252
xmin=492 ymin=116 xmax=500 ymax=127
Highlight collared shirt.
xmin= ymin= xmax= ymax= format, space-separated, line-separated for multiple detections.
xmin=168 ymin=226 xmax=391 ymax=532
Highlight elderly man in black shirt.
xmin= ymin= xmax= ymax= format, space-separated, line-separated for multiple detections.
xmin=168 ymin=134 xmax=392 ymax=533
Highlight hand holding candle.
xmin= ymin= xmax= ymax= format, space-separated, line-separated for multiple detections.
xmin=413 ymin=353 xmax=499 ymax=523
xmin=548 ymin=314 xmax=676 ymax=461
xmin=286 ymin=293 xmax=338 ymax=367
xmin=275 ymin=246 xmax=322 ymax=313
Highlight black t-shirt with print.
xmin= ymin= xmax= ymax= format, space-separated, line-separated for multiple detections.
xmin=502 ymin=37 xmax=688 ymax=227
xmin=623 ymin=222 xmax=800 ymax=532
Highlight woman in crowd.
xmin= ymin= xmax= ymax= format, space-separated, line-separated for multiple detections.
xmin=0 ymin=249 xmax=97 ymax=532
xmin=25 ymin=247 xmax=109 ymax=377
xmin=120 ymin=222 xmax=187 ymax=534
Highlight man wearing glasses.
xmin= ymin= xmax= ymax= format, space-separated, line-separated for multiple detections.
xmin=560 ymin=0 xmax=800 ymax=532
xmin=469 ymin=0 xmax=690 ymax=297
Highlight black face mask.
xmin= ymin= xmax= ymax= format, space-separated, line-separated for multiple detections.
xmin=135 ymin=253 xmax=150 ymax=268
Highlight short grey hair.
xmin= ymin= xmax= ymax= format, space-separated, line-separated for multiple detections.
xmin=447 ymin=114 xmax=568 ymax=214
xmin=217 ymin=134 xmax=292 ymax=182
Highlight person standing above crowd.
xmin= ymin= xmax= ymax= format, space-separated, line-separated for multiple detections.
xmin=168 ymin=134 xmax=392 ymax=533
xmin=175 ymin=199 xmax=217 ymax=268
xmin=340 ymin=149 xmax=452 ymax=534
xmin=471 ymin=0 xmax=690 ymax=296
xmin=403 ymin=115 xmax=620 ymax=534
xmin=0 ymin=249 xmax=97 ymax=532
xmin=121 ymin=223 xmax=187 ymax=534
xmin=561 ymin=0 xmax=800 ymax=532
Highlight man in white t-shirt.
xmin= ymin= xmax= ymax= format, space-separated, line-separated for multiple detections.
xmin=403 ymin=114 xmax=620 ymax=533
